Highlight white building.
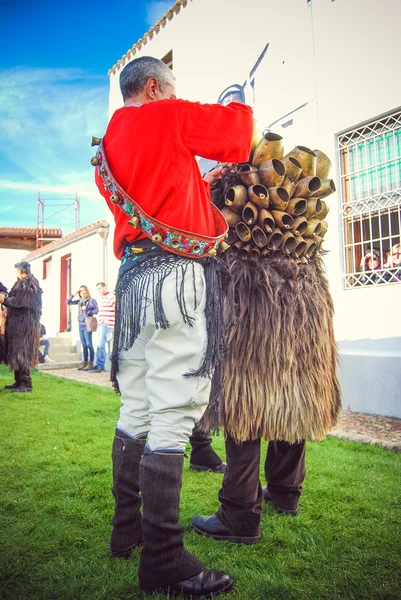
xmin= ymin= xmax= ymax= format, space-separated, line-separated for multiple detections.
xmin=20 ymin=0 xmax=400 ymax=414
xmin=25 ymin=220 xmax=119 ymax=342
xmin=106 ymin=0 xmax=400 ymax=416
xmin=0 ymin=227 xmax=62 ymax=290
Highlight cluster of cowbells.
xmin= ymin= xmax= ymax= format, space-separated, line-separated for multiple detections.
xmin=221 ymin=132 xmax=335 ymax=260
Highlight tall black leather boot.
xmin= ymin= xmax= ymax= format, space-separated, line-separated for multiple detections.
xmin=139 ymin=450 xmax=234 ymax=597
xmin=189 ymin=423 xmax=226 ymax=473
xmin=110 ymin=430 xmax=146 ymax=558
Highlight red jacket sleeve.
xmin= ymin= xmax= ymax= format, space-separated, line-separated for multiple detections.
xmin=169 ymin=100 xmax=253 ymax=163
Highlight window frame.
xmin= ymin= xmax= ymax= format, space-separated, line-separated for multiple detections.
xmin=337 ymin=107 xmax=401 ymax=289
xmin=42 ymin=256 xmax=52 ymax=280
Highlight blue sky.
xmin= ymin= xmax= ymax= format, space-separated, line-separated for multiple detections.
xmin=0 ymin=0 xmax=172 ymax=232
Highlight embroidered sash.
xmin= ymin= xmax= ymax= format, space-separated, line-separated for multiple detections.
xmin=93 ymin=141 xmax=229 ymax=259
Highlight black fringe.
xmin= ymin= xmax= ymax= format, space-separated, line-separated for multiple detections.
xmin=110 ymin=252 xmax=228 ymax=429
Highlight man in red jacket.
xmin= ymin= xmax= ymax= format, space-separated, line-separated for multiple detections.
xmin=94 ymin=56 xmax=253 ymax=598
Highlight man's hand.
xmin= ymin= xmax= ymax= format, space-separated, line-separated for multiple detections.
xmin=203 ymin=166 xmax=224 ymax=184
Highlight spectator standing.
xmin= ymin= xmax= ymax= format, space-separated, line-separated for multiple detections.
xmin=67 ymin=285 xmax=98 ymax=371
xmin=90 ymin=282 xmax=115 ymax=373
xmin=0 ymin=262 xmax=42 ymax=392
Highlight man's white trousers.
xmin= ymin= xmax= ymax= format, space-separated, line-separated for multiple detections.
xmin=116 ymin=262 xmax=211 ymax=452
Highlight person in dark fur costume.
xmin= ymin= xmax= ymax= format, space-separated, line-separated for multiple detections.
xmin=0 ymin=281 xmax=8 ymax=365
xmin=192 ymin=157 xmax=342 ymax=543
xmin=0 ymin=262 xmax=42 ymax=393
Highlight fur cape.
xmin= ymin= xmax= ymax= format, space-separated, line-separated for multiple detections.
xmin=0 ymin=281 xmax=7 ymax=364
xmin=205 ymin=168 xmax=342 ymax=443
xmin=3 ymin=275 xmax=42 ymax=371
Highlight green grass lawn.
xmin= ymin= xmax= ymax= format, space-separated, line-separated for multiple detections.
xmin=0 ymin=364 xmax=400 ymax=600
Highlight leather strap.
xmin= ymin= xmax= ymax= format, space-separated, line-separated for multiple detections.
xmin=93 ymin=141 xmax=229 ymax=259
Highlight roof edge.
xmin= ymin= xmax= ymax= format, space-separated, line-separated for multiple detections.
xmin=0 ymin=227 xmax=62 ymax=239
xmin=108 ymin=0 xmax=191 ymax=76
xmin=24 ymin=220 xmax=110 ymax=261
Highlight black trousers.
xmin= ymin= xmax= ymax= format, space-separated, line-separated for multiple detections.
xmin=14 ymin=368 xmax=32 ymax=389
xmin=265 ymin=440 xmax=306 ymax=511
xmin=217 ymin=435 xmax=306 ymax=533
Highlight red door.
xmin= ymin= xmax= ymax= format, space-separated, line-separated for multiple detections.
xmin=60 ymin=254 xmax=72 ymax=332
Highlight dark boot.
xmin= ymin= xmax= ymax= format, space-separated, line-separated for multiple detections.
xmin=4 ymin=372 xmax=19 ymax=390
xmin=192 ymin=436 xmax=262 ymax=544
xmin=139 ymin=450 xmax=234 ymax=597
xmin=82 ymin=361 xmax=94 ymax=371
xmin=110 ymin=430 xmax=146 ymax=558
xmin=189 ymin=424 xmax=226 ymax=473
xmin=263 ymin=439 xmax=306 ymax=515
xmin=77 ymin=361 xmax=88 ymax=371
xmin=14 ymin=368 xmax=32 ymax=390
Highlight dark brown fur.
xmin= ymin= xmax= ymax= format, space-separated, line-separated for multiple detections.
xmin=213 ymin=251 xmax=341 ymax=442
xmin=4 ymin=274 xmax=42 ymax=371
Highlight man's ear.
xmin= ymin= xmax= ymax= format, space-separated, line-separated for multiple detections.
xmin=145 ymin=77 xmax=159 ymax=100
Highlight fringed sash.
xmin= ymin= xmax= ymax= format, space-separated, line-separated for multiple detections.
xmin=111 ymin=250 xmax=228 ymax=431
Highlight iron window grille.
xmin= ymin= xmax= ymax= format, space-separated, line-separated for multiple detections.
xmin=337 ymin=108 xmax=401 ymax=288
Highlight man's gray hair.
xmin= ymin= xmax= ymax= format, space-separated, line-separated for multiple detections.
xmin=119 ymin=56 xmax=175 ymax=101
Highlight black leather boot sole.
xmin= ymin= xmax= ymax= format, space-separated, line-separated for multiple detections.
xmin=262 ymin=487 xmax=298 ymax=515
xmin=141 ymin=568 xmax=234 ymax=598
xmin=190 ymin=462 xmax=226 ymax=474
xmin=192 ymin=515 xmax=261 ymax=545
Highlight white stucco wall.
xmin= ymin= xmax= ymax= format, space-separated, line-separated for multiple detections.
xmin=107 ymin=0 xmax=401 ymax=415
xmin=28 ymin=225 xmax=119 ymax=338
xmin=109 ymin=0 xmax=401 ymax=343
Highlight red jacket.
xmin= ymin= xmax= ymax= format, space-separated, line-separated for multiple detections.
xmin=96 ymin=98 xmax=253 ymax=258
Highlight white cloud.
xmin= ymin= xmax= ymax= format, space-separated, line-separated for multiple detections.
xmin=0 ymin=179 xmax=100 ymax=199
xmin=0 ymin=66 xmax=109 ymax=225
xmin=144 ymin=1 xmax=173 ymax=27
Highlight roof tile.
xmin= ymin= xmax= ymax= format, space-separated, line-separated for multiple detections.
xmin=0 ymin=227 xmax=62 ymax=238
xmin=24 ymin=220 xmax=109 ymax=260
xmin=108 ymin=0 xmax=190 ymax=76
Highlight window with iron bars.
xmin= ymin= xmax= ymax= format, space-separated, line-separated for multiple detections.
xmin=337 ymin=108 xmax=401 ymax=288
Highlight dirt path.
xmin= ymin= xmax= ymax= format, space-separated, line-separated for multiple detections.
xmin=45 ymin=368 xmax=401 ymax=452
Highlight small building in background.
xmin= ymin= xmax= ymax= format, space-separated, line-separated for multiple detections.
xmin=24 ymin=220 xmax=119 ymax=342
xmin=0 ymin=226 xmax=62 ymax=290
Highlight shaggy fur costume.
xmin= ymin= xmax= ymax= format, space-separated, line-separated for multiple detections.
xmin=206 ymin=168 xmax=341 ymax=443
xmin=0 ymin=281 xmax=7 ymax=364
xmin=3 ymin=275 xmax=42 ymax=372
